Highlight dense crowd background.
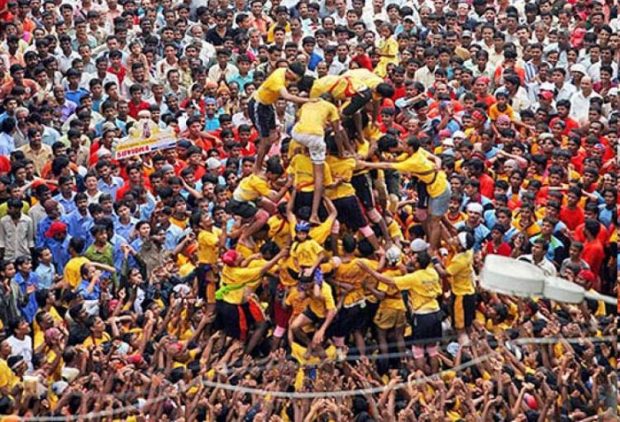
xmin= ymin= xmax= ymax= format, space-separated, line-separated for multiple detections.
xmin=0 ymin=0 xmax=616 ymax=420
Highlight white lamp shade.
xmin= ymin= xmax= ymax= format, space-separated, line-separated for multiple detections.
xmin=480 ymin=255 xmax=545 ymax=297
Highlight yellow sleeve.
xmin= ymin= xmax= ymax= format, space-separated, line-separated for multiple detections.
xmin=446 ymin=255 xmax=468 ymax=277
xmin=250 ymin=175 xmax=271 ymax=197
xmin=322 ymin=283 xmax=336 ymax=311
xmin=328 ymin=103 xmax=340 ymax=123
xmin=393 ymin=273 xmax=418 ymax=292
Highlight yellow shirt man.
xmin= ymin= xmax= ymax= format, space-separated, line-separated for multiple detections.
xmin=309 ymin=75 xmax=367 ymax=100
xmin=391 ymin=149 xmax=449 ymax=198
xmin=197 ymin=227 xmax=222 ymax=266
xmin=334 ymin=258 xmax=377 ymax=307
xmin=325 ymin=156 xmax=357 ymax=200
xmin=392 ymin=266 xmax=442 ymax=313
xmin=219 ymin=264 xmax=265 ymax=305
xmin=288 ymin=153 xmax=333 ymax=192
xmin=445 ymin=250 xmax=475 ymax=296
xmin=253 ymin=68 xmax=288 ymax=105
xmin=63 ymin=256 xmax=91 ymax=290
xmin=343 ymin=68 xmax=383 ymax=90
xmin=307 ymin=282 xmax=337 ymax=319
xmin=293 ymin=99 xmax=340 ymax=136
xmin=233 ymin=174 xmax=271 ymax=202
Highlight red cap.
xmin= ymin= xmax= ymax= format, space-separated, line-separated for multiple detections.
xmin=578 ymin=270 xmax=596 ymax=284
xmin=45 ymin=221 xmax=67 ymax=238
xmin=539 ymin=90 xmax=554 ymax=101
xmin=221 ymin=250 xmax=239 ymax=266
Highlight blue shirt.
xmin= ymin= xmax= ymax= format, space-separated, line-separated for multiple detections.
xmin=65 ymin=88 xmax=89 ymax=105
xmin=77 ymin=279 xmax=100 ymax=301
xmin=97 ymin=177 xmax=124 ymax=199
xmin=0 ymin=132 xmax=15 ymax=155
xmin=53 ymin=193 xmax=77 ymax=215
xmin=34 ymin=263 xmax=55 ymax=290
xmin=14 ymin=272 xmax=40 ymax=323
xmin=307 ymin=52 xmax=323 ymax=71
xmin=114 ymin=217 xmax=138 ymax=242
xmin=164 ymin=224 xmax=184 ymax=251
xmin=455 ymin=222 xmax=491 ymax=251
xmin=44 ymin=236 xmax=71 ymax=273
xmin=530 ymin=234 xmax=564 ymax=262
xmin=204 ymin=116 xmax=220 ymax=131
xmin=65 ymin=210 xmax=93 ymax=241
xmin=598 ymin=204 xmax=614 ymax=228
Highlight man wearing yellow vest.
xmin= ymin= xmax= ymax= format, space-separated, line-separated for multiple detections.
xmin=359 ymin=250 xmax=443 ymax=375
xmin=248 ymin=62 xmax=314 ymax=172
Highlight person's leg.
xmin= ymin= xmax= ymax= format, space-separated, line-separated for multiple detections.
xmin=427 ymin=344 xmax=440 ymax=374
xmin=310 ymin=163 xmax=323 ymax=225
xmin=246 ymin=321 xmax=267 ymax=355
xmin=289 ymin=313 xmax=313 ymax=346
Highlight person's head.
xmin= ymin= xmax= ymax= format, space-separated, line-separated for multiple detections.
xmin=531 ymin=238 xmax=548 ymax=260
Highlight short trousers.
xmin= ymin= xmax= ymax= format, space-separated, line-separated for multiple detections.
xmin=331 ymin=302 xmax=365 ymax=337
xmin=195 ymin=263 xmax=215 ymax=303
xmin=411 ymin=310 xmax=443 ymax=343
xmin=293 ymin=190 xmax=328 ymax=220
xmin=374 ymin=307 xmax=407 ymax=330
xmin=342 ymin=89 xmax=372 ymax=117
xmin=215 ymin=298 xmax=266 ymax=341
xmin=451 ymin=293 xmax=476 ymax=330
xmin=302 ymin=307 xmax=325 ymax=326
xmin=351 ymin=173 xmax=375 ymax=210
xmin=333 ymin=195 xmax=368 ymax=232
xmin=248 ymin=98 xmax=276 ymax=138
xmin=226 ymin=199 xmax=258 ymax=219
xmin=291 ymin=129 xmax=326 ymax=163
xmin=429 ymin=185 xmax=451 ymax=217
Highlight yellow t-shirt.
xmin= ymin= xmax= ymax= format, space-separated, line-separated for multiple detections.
xmin=284 ymin=286 xmax=309 ymax=319
xmin=197 ymin=227 xmax=222 ymax=265
xmin=391 ymin=149 xmax=449 ymax=198
xmin=64 ymin=256 xmax=91 ymax=290
xmin=377 ymin=267 xmax=406 ymax=311
xmin=446 ymin=250 xmax=475 ymax=296
xmin=307 ymin=282 xmax=336 ymax=318
xmin=83 ymin=332 xmax=111 ymax=348
xmin=169 ymin=216 xmax=188 ymax=230
xmin=387 ymin=220 xmax=404 ymax=242
xmin=334 ymin=258 xmax=377 ymax=307
xmin=309 ymin=75 xmax=367 ymax=100
xmin=393 ymin=266 xmax=441 ymax=313
xmin=268 ymin=215 xmax=291 ymax=249
xmin=266 ymin=22 xmax=291 ymax=43
xmin=343 ymin=68 xmax=383 ymax=90
xmin=290 ymin=238 xmax=324 ymax=271
xmin=234 ymin=174 xmax=271 ymax=202
xmin=0 ymin=358 xmax=15 ymax=391
xmin=288 ymin=153 xmax=333 ymax=192
xmin=254 ymin=68 xmax=288 ymax=105
xmin=325 ymin=156 xmax=356 ymax=200
xmin=219 ymin=264 xmax=264 ymax=305
xmin=293 ymin=100 xmax=340 ymax=136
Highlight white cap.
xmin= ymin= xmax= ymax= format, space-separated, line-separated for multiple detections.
xmin=570 ymin=64 xmax=587 ymax=75
xmin=452 ymin=130 xmax=466 ymax=140
xmin=540 ymin=82 xmax=555 ymax=92
xmin=410 ymin=238 xmax=430 ymax=252
xmin=385 ymin=245 xmax=402 ymax=264
xmin=466 ymin=202 xmax=484 ymax=214
xmin=61 ymin=367 xmax=80 ymax=383
xmin=608 ymin=87 xmax=618 ymax=96
xmin=206 ymin=157 xmax=221 ymax=170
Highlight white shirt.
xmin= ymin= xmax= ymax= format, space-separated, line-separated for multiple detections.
xmin=6 ymin=335 xmax=33 ymax=372
xmin=569 ymin=89 xmax=601 ymax=122
xmin=517 ymin=254 xmax=557 ymax=277
xmin=555 ymin=82 xmax=577 ymax=102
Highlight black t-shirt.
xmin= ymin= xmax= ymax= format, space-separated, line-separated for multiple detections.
xmin=205 ymin=26 xmax=233 ymax=46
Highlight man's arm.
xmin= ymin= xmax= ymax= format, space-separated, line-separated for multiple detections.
xmin=279 ymin=88 xmax=314 ymax=105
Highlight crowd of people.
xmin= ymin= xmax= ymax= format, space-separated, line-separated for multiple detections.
xmin=0 ymin=0 xmax=617 ymax=419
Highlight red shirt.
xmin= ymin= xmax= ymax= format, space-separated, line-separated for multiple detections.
xmin=559 ymin=206 xmax=584 ymax=231
xmin=128 ymin=100 xmax=150 ymax=119
xmin=478 ymin=173 xmax=495 ymax=199
xmin=582 ymin=238 xmax=605 ymax=283
xmin=572 ymin=222 xmax=609 ymax=244
xmin=484 ymin=241 xmax=512 ymax=257
xmin=107 ymin=65 xmax=127 ymax=85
